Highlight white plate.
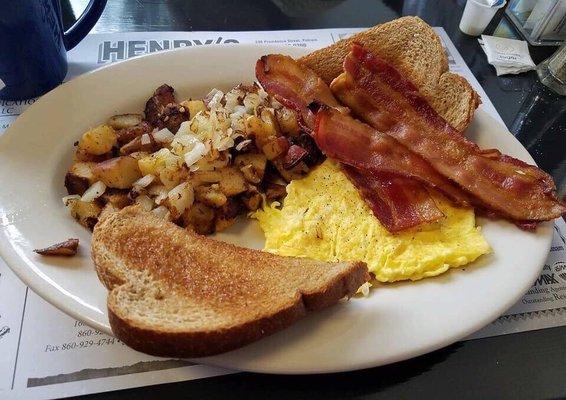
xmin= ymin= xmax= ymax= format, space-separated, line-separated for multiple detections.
xmin=0 ymin=44 xmax=553 ymax=374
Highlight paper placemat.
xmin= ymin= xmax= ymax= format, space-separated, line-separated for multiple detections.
xmin=1 ymin=28 xmax=565 ymax=400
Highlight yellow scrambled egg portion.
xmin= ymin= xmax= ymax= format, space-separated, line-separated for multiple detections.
xmin=254 ymin=160 xmax=491 ymax=282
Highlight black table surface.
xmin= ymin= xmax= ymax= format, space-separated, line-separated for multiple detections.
xmin=62 ymin=1 xmax=566 ymax=399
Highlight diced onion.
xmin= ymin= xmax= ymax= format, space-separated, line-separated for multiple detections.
xmin=183 ymin=141 xmax=207 ymax=167
xmin=358 ymin=282 xmax=371 ymax=297
xmin=80 ymin=181 xmax=106 ymax=203
xmin=176 ymin=121 xmax=192 ymax=136
xmin=258 ymin=87 xmax=269 ymax=102
xmin=151 ymin=205 xmax=171 ymax=220
xmin=148 ymin=184 xmax=168 ymax=205
xmin=172 ymin=133 xmax=200 ymax=149
xmin=62 ymin=194 xmax=81 ymax=206
xmin=135 ymin=194 xmax=154 ymax=211
xmin=217 ymin=137 xmax=234 ymax=151
xmin=141 ymin=133 xmax=151 ymax=146
xmin=148 ymin=184 xmax=167 ymax=196
xmin=224 ymin=89 xmax=243 ymax=112
xmin=243 ymin=92 xmax=261 ymax=112
xmin=133 ymin=174 xmax=155 ymax=189
xmin=167 ymin=182 xmax=194 ymax=217
xmin=235 ymin=139 xmax=252 ymax=151
xmin=230 ymin=105 xmax=247 ymax=119
xmin=206 ymin=89 xmax=224 ymax=110
xmin=155 ymin=193 xmax=169 ymax=206
xmin=153 ymin=128 xmax=174 ymax=143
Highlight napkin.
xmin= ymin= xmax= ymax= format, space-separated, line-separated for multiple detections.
xmin=479 ymin=35 xmax=536 ymax=76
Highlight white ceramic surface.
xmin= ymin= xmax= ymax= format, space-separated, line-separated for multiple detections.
xmin=0 ymin=44 xmax=553 ymax=374
xmin=459 ymin=0 xmax=506 ymax=36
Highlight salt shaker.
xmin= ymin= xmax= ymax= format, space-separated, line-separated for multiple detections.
xmin=537 ymin=45 xmax=566 ymax=96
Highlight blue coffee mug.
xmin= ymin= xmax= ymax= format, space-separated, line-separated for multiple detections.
xmin=0 ymin=0 xmax=107 ymax=100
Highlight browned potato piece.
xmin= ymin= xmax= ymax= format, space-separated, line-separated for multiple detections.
xmin=276 ymin=108 xmax=300 ymax=136
xmin=107 ymin=114 xmax=143 ymax=130
xmin=244 ymin=115 xmax=278 ymax=148
xmin=78 ymin=125 xmax=117 ymax=156
xmin=272 ymin=158 xmax=309 ymax=182
xmin=244 ymin=115 xmax=263 ymax=137
xmin=234 ymin=153 xmax=267 ymax=184
xmin=218 ymin=167 xmax=247 ymax=197
xmin=159 ymin=165 xmax=190 ymax=190
xmin=182 ymin=202 xmax=215 ymax=235
xmin=215 ymin=217 xmax=236 ymax=232
xmin=158 ymin=103 xmax=189 ymax=133
xmin=65 ymin=162 xmax=97 ymax=195
xmin=241 ymin=192 xmax=263 ymax=211
xmin=64 ymin=174 xmax=89 ymax=196
xmin=66 ymin=199 xmax=102 ymax=230
xmin=69 ymin=162 xmax=97 ymax=182
xmin=240 ymin=165 xmax=260 ymax=185
xmin=215 ymin=198 xmax=241 ymax=232
xmin=180 ymin=99 xmax=206 ymax=120
xmin=145 ymin=84 xmax=176 ymax=126
xmin=34 ymin=238 xmax=79 ymax=256
xmin=190 ymin=170 xmax=223 ymax=187
xmin=92 ymin=156 xmax=142 ymax=189
xmin=195 ymin=185 xmax=227 ymax=208
xmin=262 ymin=137 xmax=290 ymax=161
xmin=74 ymin=148 xmax=112 ymax=163
xmin=163 ymin=182 xmax=194 ymax=219
xmin=260 ymin=109 xmax=281 ymax=136
xmin=116 ymin=121 xmax=152 ymax=145
xmin=127 ymin=151 xmax=150 ymax=160
xmin=266 ymin=182 xmax=287 ymax=200
xmin=100 ymin=189 xmax=132 ymax=209
xmin=120 ymin=134 xmax=159 ymax=155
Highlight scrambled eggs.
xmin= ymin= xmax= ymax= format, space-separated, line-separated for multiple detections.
xmin=254 ymin=160 xmax=490 ymax=282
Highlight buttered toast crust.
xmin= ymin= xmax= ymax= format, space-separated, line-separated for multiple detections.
xmin=92 ymin=207 xmax=369 ymax=357
xmin=299 ymin=16 xmax=480 ymax=132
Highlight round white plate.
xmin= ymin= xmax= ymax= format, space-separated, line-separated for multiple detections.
xmin=0 ymin=44 xmax=553 ymax=374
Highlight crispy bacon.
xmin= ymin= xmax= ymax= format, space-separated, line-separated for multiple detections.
xmin=333 ymin=44 xmax=566 ymax=223
xmin=314 ymin=108 xmax=470 ymax=206
xmin=343 ymin=166 xmax=444 ymax=232
xmin=283 ymin=145 xmax=309 ymax=169
xmin=256 ymin=53 xmax=465 ymax=231
xmin=256 ymin=54 xmax=345 ymax=131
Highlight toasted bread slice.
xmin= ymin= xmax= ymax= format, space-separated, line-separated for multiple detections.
xmin=92 ymin=206 xmax=369 ymax=357
xmin=299 ymin=16 xmax=480 ymax=132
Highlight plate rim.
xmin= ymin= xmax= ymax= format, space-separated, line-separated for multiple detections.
xmin=0 ymin=43 xmax=554 ymax=374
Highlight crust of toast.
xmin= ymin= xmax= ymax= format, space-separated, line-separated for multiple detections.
xmin=299 ymin=16 xmax=481 ymax=132
xmin=92 ymin=207 xmax=369 ymax=357
xmin=107 ymin=266 xmax=365 ymax=357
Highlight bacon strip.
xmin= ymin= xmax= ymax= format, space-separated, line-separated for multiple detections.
xmin=343 ymin=166 xmax=444 ymax=232
xmin=256 ymin=54 xmax=454 ymax=230
xmin=332 ymin=44 xmax=566 ymax=223
xmin=256 ymin=54 xmax=474 ymax=232
xmin=314 ymin=108 xmax=470 ymax=206
xmin=256 ymin=54 xmax=344 ymax=131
